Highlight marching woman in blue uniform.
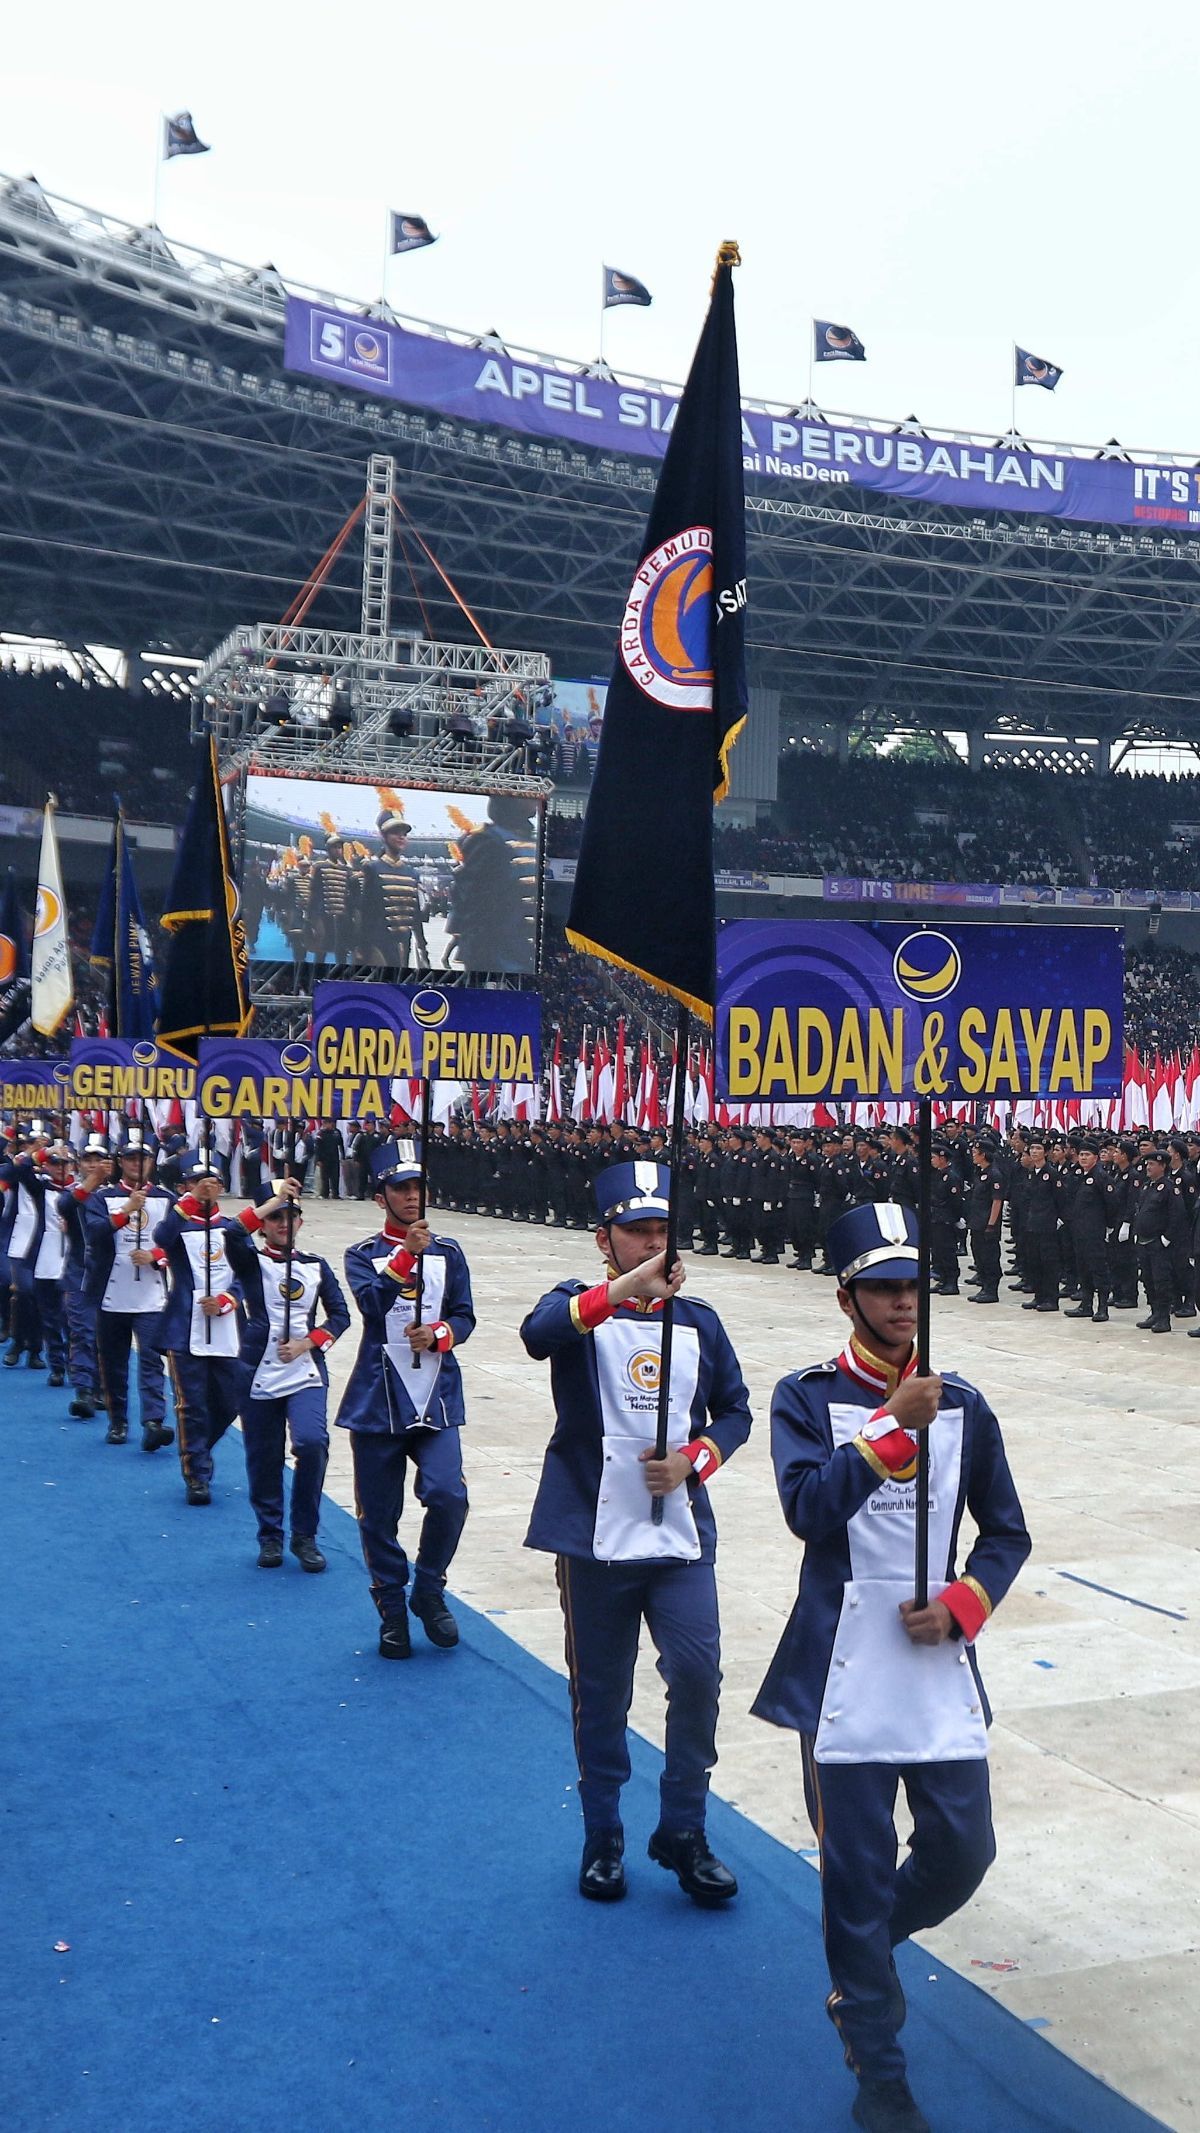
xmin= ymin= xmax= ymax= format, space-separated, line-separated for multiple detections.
xmin=752 ymin=1202 xmax=1030 ymax=2133
xmin=82 ymin=1128 xmax=176 ymax=1450
xmin=226 ymin=1178 xmax=350 ymax=1572
xmin=153 ymin=1148 xmax=248 ymax=1505
xmin=521 ymin=1159 xmax=752 ymax=1906
xmin=337 ymin=1143 xmax=476 ymax=1658
xmin=58 ymin=1133 xmax=114 ymax=1419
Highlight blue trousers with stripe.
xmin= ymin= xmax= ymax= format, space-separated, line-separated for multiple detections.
xmin=242 ymin=1384 xmax=329 ymax=1542
xmin=97 ymin=1311 xmax=168 ymax=1428
xmin=555 ymin=1555 xmax=721 ymax=1837
xmin=63 ymin=1287 xmax=99 ymax=1396
xmin=801 ymin=1740 xmax=995 ymax=2083
xmin=350 ymin=1425 xmax=468 ymax=1617
xmin=169 ymin=1352 xmax=246 ymax=1487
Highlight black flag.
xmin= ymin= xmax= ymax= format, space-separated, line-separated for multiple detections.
xmin=0 ymin=869 xmax=31 ymax=1044
xmin=566 ymin=247 xmax=747 ymax=1019
xmin=157 ymin=738 xmax=251 ymax=1059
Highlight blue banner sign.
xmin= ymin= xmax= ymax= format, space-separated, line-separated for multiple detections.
xmin=285 ymin=297 xmax=1200 ymax=535
xmin=196 ymin=1036 xmax=391 ymax=1121
xmin=1 ymin=1059 xmax=74 ymax=1110
xmin=312 ymin=981 xmax=541 ymax=1083
xmin=70 ymin=1037 xmax=196 ymax=1105
xmin=714 ymin=921 xmax=1125 ymax=1100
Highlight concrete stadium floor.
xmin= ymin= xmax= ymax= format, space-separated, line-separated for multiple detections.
xmin=303 ymin=1195 xmax=1196 ymax=2133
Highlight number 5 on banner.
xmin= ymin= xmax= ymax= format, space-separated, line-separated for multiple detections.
xmin=316 ymin=319 xmax=345 ymax=364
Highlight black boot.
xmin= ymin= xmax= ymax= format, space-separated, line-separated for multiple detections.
xmin=647 ymin=1826 xmax=737 ymax=1904
xmin=579 ymin=1828 xmax=626 ymax=1902
xmin=852 ymin=2075 xmax=931 ymax=2133
xmin=257 ymin=1537 xmax=285 ymax=1569
xmin=290 ymin=1535 xmax=327 ymax=1574
xmin=410 ymin=1584 xmax=459 ymax=1647
xmin=105 ymin=1419 xmax=129 ymax=1444
xmin=378 ymin=1603 xmax=412 ymax=1659
xmin=141 ymin=1424 xmax=175 ymax=1452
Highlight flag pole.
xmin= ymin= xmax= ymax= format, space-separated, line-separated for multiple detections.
xmin=203 ymin=1112 xmax=214 ymax=1346
xmin=282 ymin=1121 xmax=297 ymax=1344
xmin=914 ymin=1094 xmax=933 ymax=1607
xmin=134 ymin=1097 xmax=147 ymax=1282
xmin=1010 ymin=341 xmax=1017 ymax=438
xmin=151 ymin=115 xmax=162 ymax=264
xmin=651 ymin=999 xmax=690 ymax=1527
xmin=599 ymin=268 xmax=607 ymax=371
xmin=410 ymin=1075 xmax=432 ymax=1367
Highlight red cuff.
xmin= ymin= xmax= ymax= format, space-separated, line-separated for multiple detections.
xmin=73 ymin=1184 xmax=89 ymax=1201
xmin=431 ymin=1320 xmax=454 ymax=1353
xmin=680 ymin=1438 xmax=722 ymax=1486
xmin=864 ymin=1411 xmax=920 ymax=1475
xmin=215 ymin=1292 xmax=236 ymax=1315
xmin=151 ymin=1248 xmax=167 ymax=1267
xmin=572 ymin=1282 xmax=613 ymax=1333
xmin=309 ymin=1327 xmax=333 ymax=1351
xmin=387 ymin=1246 xmax=416 ymax=1282
xmin=939 ymin=1580 xmax=991 ymax=1643
xmin=239 ymin=1207 xmax=261 ymax=1232
xmin=112 ymin=1209 xmax=129 ymax=1229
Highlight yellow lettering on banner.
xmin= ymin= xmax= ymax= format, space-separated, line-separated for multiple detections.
xmin=360 ymin=1079 xmax=385 ymax=1118
xmin=395 ymin=1032 xmax=414 ymax=1077
xmin=831 ymin=1010 xmax=867 ymax=1094
xmin=871 ymin=1008 xmax=904 ymax=1094
xmin=261 ymin=1077 xmax=289 ymax=1118
xmin=356 ymin=1030 xmax=376 ymax=1076
xmin=73 ymin=1066 xmax=94 ymax=1102
xmin=1049 ymin=1012 xmax=1083 ymax=1091
xmin=230 ymin=1076 xmax=263 ymax=1118
xmin=292 ymin=1079 xmax=319 ymax=1120
xmin=1019 ymin=1007 xmax=1054 ymax=1091
xmin=315 ymin=1028 xmax=339 ymax=1075
xmin=1083 ymin=1011 xmax=1110 ymax=1089
xmin=985 ymin=1009 xmax=1021 ymax=1092
xmin=201 ymin=1075 xmax=232 ymax=1118
xmin=728 ymin=1009 xmax=761 ymax=1095
xmin=421 ymin=1033 xmax=440 ymax=1078
xmin=796 ymin=1010 xmax=833 ymax=1096
xmin=957 ymin=1008 xmax=988 ymax=1093
xmin=760 ymin=1009 xmax=797 ymax=1093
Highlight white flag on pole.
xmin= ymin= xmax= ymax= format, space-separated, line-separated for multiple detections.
xmin=31 ymin=797 xmax=74 ymax=1036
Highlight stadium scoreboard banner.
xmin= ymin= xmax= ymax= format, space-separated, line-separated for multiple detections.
xmin=241 ymin=771 xmax=542 ymax=979
xmin=714 ymin=921 xmax=1124 ymax=1101
xmin=0 ymin=1059 xmax=73 ymax=1110
xmin=285 ymin=296 xmax=1200 ymax=535
xmin=70 ymin=1037 xmax=196 ymax=1104
xmin=312 ymin=981 xmax=541 ymax=1085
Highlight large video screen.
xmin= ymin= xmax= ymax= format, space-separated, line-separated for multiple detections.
xmin=242 ymin=773 xmax=543 ymax=976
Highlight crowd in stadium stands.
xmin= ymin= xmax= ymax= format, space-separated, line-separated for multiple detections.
xmin=0 ymin=670 xmax=194 ymax=820
xmin=1123 ymin=946 xmax=1200 ymax=1056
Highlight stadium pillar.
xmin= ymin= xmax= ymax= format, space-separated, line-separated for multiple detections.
xmin=967 ymin=728 xmax=985 ymax=772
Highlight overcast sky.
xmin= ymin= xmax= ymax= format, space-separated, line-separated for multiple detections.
xmin=4 ymin=1 xmax=1200 ymax=452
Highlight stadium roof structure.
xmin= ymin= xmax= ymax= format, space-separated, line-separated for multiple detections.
xmin=7 ymin=171 xmax=1200 ymax=749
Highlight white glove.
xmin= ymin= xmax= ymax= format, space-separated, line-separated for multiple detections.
xmin=1118 ymin=1222 xmax=1131 ymax=1243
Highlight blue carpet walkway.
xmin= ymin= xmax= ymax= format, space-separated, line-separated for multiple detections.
xmin=2 ymin=1376 xmax=1168 ymax=2133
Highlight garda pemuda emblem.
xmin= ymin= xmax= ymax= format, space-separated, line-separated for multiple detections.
xmin=620 ymin=526 xmax=714 ymax=711
xmin=278 ymin=1274 xmax=307 ymax=1304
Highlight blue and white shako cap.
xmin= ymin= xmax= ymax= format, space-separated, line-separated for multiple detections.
xmin=827 ymin=1201 xmax=920 ymax=1285
xmin=180 ymin=1147 xmax=222 ymax=1179
xmin=594 ymin=1159 xmax=671 ymax=1228
xmin=372 ymin=1138 xmax=423 ymax=1187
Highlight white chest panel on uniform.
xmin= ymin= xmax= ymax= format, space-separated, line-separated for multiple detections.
xmin=376 ymin=1251 xmax=447 ymax=1425
xmin=9 ymin=1183 xmax=38 ymax=1263
xmin=181 ymin=1227 xmax=241 ymax=1357
xmin=814 ymin=1399 xmax=986 ymax=1766
xmin=102 ymin=1193 xmax=171 ymax=1314
xmin=34 ymin=1204 xmax=66 ymax=1280
xmin=590 ymin=1315 xmax=701 ymax=1564
xmin=250 ymin=1258 xmax=323 ymax=1399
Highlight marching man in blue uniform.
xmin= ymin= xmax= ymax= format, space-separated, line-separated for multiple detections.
xmin=226 ymin=1178 xmax=350 ymax=1572
xmin=752 ymin=1202 xmax=1030 ymax=2133
xmin=153 ymin=1148 xmax=248 ymax=1505
xmin=82 ymin=1128 xmax=176 ymax=1451
xmin=521 ymin=1159 xmax=751 ymax=1906
xmin=59 ymin=1133 xmax=114 ymax=1419
xmin=337 ymin=1142 xmax=475 ymax=1658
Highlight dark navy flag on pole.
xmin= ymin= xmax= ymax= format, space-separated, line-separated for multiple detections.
xmin=163 ymin=112 xmax=210 ymax=159
xmin=603 ymin=266 xmax=653 ymax=310
xmin=390 ymin=212 xmax=437 ymax=254
xmin=90 ymin=802 xmax=161 ymax=1042
xmin=814 ymin=320 xmax=866 ymax=363
xmin=157 ymin=738 xmax=251 ymax=1059
xmin=1015 ymin=345 xmax=1063 ymax=390
xmin=0 ymin=869 xmax=31 ymax=1045
xmin=567 ymin=245 xmax=747 ymax=1020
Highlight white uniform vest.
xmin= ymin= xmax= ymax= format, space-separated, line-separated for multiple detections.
xmin=180 ymin=1226 xmax=241 ymax=1357
xmin=249 ymin=1257 xmax=323 ymax=1399
xmin=102 ymin=1191 xmax=172 ymax=1315
xmin=34 ymin=1202 xmax=66 ymax=1280
xmin=590 ymin=1315 xmax=702 ymax=1564
xmin=814 ymin=1400 xmax=986 ymax=1766
xmin=376 ymin=1251 xmax=447 ymax=1425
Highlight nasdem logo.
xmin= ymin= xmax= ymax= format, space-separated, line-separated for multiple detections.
xmin=892 ymin=931 xmax=962 ymax=1003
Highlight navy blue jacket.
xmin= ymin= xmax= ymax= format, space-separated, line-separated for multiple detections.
xmin=336 ymin=1226 xmax=475 ymax=1434
xmin=225 ymin=1218 xmax=350 ymax=1378
xmin=520 ymin=1280 xmax=751 ymax=1561
xmin=81 ymin=1181 xmax=176 ymax=1310
xmin=752 ymin=1357 xmax=1030 ymax=1739
xmin=152 ymin=1199 xmax=247 ymax=1352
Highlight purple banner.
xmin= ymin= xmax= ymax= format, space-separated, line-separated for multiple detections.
xmin=312 ymin=981 xmax=540 ymax=1082
xmin=823 ymin=877 xmax=1000 ymax=908
xmin=285 ymin=297 xmax=1200 ymax=534
xmin=70 ymin=1036 xmax=196 ymax=1105
xmin=0 ymin=1058 xmax=73 ymax=1110
xmin=715 ymin=920 xmax=1125 ymax=1100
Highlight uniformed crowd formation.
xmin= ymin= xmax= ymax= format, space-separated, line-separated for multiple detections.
xmin=3 ymin=1110 xmax=1044 ymax=2133
xmin=422 ymin=1113 xmax=1200 ymax=1336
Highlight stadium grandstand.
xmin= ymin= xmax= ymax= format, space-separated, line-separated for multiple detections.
xmin=5 ymin=169 xmax=1200 ymax=1046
